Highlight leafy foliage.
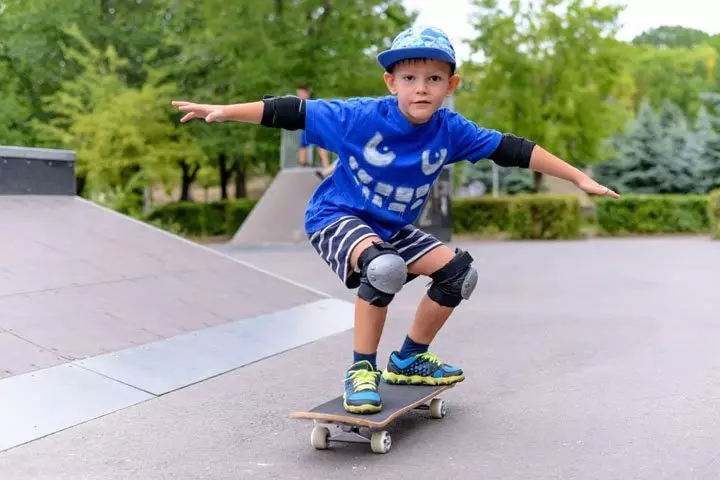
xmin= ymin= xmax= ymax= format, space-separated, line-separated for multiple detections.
xmin=457 ymin=0 xmax=636 ymax=193
xmin=32 ymin=27 xmax=205 ymax=199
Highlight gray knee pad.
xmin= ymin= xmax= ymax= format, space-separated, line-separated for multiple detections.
xmin=357 ymin=242 xmax=408 ymax=307
xmin=427 ymin=248 xmax=478 ymax=307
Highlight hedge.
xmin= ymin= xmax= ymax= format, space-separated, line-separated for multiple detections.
xmin=143 ymin=199 xmax=258 ymax=238
xmin=451 ymin=197 xmax=510 ymax=236
xmin=143 ymin=193 xmax=719 ymax=241
xmin=453 ymin=194 xmax=581 ymax=239
xmin=595 ymin=195 xmax=709 ymax=236
xmin=709 ymin=190 xmax=720 ymax=240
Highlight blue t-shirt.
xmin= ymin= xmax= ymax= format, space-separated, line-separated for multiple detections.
xmin=303 ymin=96 xmax=502 ymax=240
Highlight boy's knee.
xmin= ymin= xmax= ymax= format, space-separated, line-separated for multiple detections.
xmin=427 ymin=248 xmax=478 ymax=307
xmin=357 ymin=242 xmax=407 ymax=307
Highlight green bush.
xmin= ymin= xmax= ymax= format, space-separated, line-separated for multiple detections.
xmin=451 ymin=195 xmax=581 ymax=240
xmin=595 ymin=195 xmax=709 ymax=235
xmin=451 ymin=197 xmax=510 ymax=235
xmin=709 ymin=190 xmax=720 ymax=239
xmin=144 ymin=199 xmax=258 ymax=237
xmin=225 ymin=199 xmax=259 ymax=234
xmin=506 ymin=195 xmax=581 ymax=240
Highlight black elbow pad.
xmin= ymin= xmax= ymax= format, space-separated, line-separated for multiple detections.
xmin=489 ymin=134 xmax=535 ymax=168
xmin=261 ymin=95 xmax=306 ymax=130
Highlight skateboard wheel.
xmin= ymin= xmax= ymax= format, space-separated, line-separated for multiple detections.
xmin=310 ymin=426 xmax=330 ymax=450
xmin=370 ymin=431 xmax=392 ymax=454
xmin=429 ymin=398 xmax=446 ymax=419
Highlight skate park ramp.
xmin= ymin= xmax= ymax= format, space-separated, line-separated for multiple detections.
xmin=230 ymin=167 xmax=323 ymax=246
xmin=0 ymin=146 xmax=354 ymax=452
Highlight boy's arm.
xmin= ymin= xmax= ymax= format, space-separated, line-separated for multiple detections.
xmin=487 ymin=133 xmax=619 ymax=198
xmin=448 ymin=113 xmax=620 ymax=198
xmin=173 ymin=95 xmax=357 ymax=155
xmin=526 ymin=145 xmax=619 ymax=198
xmin=172 ymin=96 xmax=306 ymax=129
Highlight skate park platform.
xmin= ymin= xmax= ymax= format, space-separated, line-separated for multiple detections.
xmin=231 ymin=167 xmax=324 ymax=246
xmin=0 ymin=147 xmax=354 ymax=453
xmin=3 ymin=145 xmax=720 ymax=480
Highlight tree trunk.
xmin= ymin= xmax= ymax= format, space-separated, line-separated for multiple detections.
xmin=76 ymin=175 xmax=87 ymax=197
xmin=179 ymin=160 xmax=200 ymax=201
xmin=234 ymin=160 xmax=247 ymax=199
xmin=217 ymin=153 xmax=230 ymax=199
xmin=533 ymin=171 xmax=543 ymax=193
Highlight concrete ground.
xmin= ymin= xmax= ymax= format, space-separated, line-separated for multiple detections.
xmin=2 ymin=236 xmax=719 ymax=479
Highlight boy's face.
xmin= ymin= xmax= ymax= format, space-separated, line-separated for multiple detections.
xmin=383 ymin=59 xmax=460 ymax=125
xmin=296 ymin=87 xmax=311 ymax=99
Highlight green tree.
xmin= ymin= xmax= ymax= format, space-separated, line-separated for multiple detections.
xmin=168 ymin=0 xmax=414 ymax=198
xmin=602 ymin=100 xmax=699 ymax=193
xmin=657 ymin=100 xmax=700 ymax=192
xmin=459 ymin=0 xmax=636 ymax=192
xmin=632 ymin=26 xmax=711 ymax=49
xmin=631 ymin=44 xmax=717 ymax=117
xmin=696 ymin=94 xmax=720 ymax=192
xmin=0 ymin=67 xmax=34 ymax=146
xmin=33 ymin=27 xmax=204 ymax=202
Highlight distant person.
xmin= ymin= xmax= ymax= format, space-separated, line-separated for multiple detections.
xmin=295 ymin=83 xmax=333 ymax=179
xmin=173 ymin=26 xmax=619 ymax=416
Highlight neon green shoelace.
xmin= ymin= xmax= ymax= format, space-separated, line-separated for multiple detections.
xmin=348 ymin=369 xmax=380 ymax=391
xmin=417 ymin=352 xmax=443 ymax=366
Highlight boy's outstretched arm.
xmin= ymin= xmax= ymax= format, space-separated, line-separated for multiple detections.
xmin=486 ymin=133 xmax=619 ymax=199
xmin=171 ymin=101 xmax=264 ymax=124
xmin=171 ymin=96 xmax=307 ymax=130
xmin=527 ymin=145 xmax=620 ymax=199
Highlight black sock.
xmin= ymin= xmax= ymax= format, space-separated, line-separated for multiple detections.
xmin=353 ymin=351 xmax=377 ymax=369
xmin=398 ymin=335 xmax=429 ymax=359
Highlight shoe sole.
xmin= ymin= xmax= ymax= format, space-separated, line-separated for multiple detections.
xmin=342 ymin=399 xmax=383 ymax=414
xmin=381 ymin=371 xmax=465 ymax=386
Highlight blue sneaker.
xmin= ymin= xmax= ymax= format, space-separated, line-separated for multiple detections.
xmin=382 ymin=351 xmax=465 ymax=385
xmin=343 ymin=360 xmax=382 ymax=414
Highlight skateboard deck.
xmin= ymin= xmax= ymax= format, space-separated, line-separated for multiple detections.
xmin=291 ymin=383 xmax=456 ymax=454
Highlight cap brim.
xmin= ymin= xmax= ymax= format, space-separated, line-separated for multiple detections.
xmin=377 ymin=47 xmax=455 ymax=70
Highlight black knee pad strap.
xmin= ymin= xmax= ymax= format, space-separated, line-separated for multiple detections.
xmin=358 ymin=283 xmax=395 ymax=307
xmin=427 ymin=249 xmax=477 ymax=307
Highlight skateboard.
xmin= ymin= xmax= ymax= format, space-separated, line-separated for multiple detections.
xmin=290 ymin=383 xmax=455 ymax=454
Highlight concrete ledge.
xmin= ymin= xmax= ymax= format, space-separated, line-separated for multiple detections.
xmin=75 ymin=298 xmax=354 ymax=395
xmin=0 ymin=298 xmax=353 ymax=452
xmin=0 ymin=364 xmax=153 ymax=452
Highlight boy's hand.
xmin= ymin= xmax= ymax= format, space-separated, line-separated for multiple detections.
xmin=171 ymin=101 xmax=227 ymax=123
xmin=575 ymin=174 xmax=620 ymax=199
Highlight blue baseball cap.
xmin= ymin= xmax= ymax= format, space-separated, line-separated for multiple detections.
xmin=377 ymin=26 xmax=456 ymax=70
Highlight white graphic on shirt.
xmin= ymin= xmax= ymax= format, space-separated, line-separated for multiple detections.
xmin=363 ymin=132 xmax=396 ymax=167
xmin=350 ymin=133 xmax=446 ymax=215
xmin=374 ymin=182 xmax=394 ymax=196
xmin=422 ymin=149 xmax=447 ymax=175
xmin=395 ymin=187 xmax=414 ymax=203
xmin=357 ymin=169 xmax=373 ymax=184
xmin=389 ymin=202 xmax=407 ymax=213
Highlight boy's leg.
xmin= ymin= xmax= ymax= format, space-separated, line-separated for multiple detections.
xmin=405 ymin=245 xmax=458 ymax=344
xmin=308 ymin=217 xmax=408 ymax=413
xmin=349 ymin=235 xmax=388 ymax=365
xmin=380 ymin=226 xmax=476 ymax=385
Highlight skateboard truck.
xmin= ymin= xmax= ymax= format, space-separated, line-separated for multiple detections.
xmin=308 ymin=397 xmax=447 ymax=454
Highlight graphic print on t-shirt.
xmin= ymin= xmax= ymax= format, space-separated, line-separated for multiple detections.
xmin=347 ymin=131 xmax=447 ymax=218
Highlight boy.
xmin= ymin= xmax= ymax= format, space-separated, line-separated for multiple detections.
xmin=172 ymin=26 xmax=619 ymax=414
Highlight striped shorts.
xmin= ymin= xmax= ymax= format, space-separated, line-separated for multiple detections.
xmin=308 ymin=216 xmax=443 ymax=288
